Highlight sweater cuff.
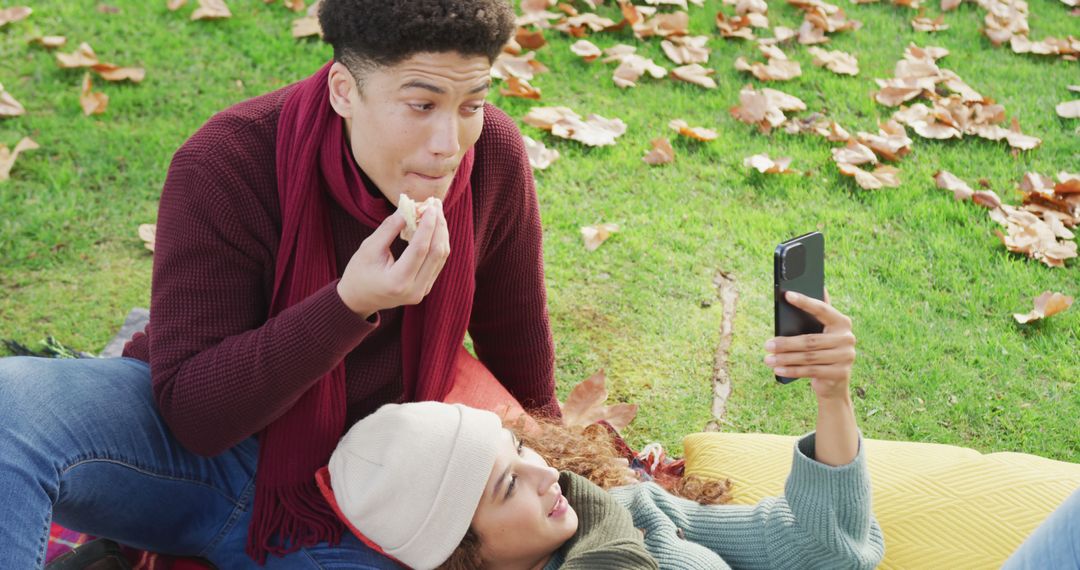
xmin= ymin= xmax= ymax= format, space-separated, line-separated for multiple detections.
xmin=297 ymin=280 xmax=380 ymax=358
xmin=787 ymin=431 xmax=871 ymax=507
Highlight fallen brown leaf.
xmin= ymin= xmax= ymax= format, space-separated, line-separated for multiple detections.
xmin=661 ymin=35 xmax=711 ymax=65
xmin=934 ymin=170 xmax=975 ymax=200
xmin=570 ymin=39 xmax=602 ymax=61
xmin=516 ymin=27 xmax=547 ymax=50
xmin=612 ymin=54 xmax=667 ymax=88
xmin=729 ymin=85 xmax=806 ymax=131
xmin=500 ymin=76 xmax=542 ymax=99
xmin=734 ymin=44 xmax=802 ymax=81
xmin=57 ymin=42 xmax=99 ymax=68
xmin=837 ymin=163 xmax=901 ymax=189
xmin=0 ymin=137 xmax=38 ymax=181
xmin=523 ymin=135 xmax=559 ymax=170
xmin=192 ymin=0 xmax=231 ymax=20
xmin=29 ymin=36 xmax=67 ymax=49
xmin=643 ymin=138 xmax=676 ymax=165
xmin=744 ymin=153 xmax=796 ymax=173
xmin=138 ymin=224 xmax=157 ymax=252
xmin=1013 ymin=291 xmax=1073 ymax=323
xmin=831 ymin=139 xmax=878 ymax=165
xmin=523 ymin=106 xmax=628 ymax=147
xmin=1057 ymin=100 xmax=1080 ymax=118
xmin=292 ymin=0 xmax=322 ymax=38
xmin=0 ymin=83 xmax=26 ymax=118
xmin=808 ymin=46 xmax=859 ymax=75
xmin=581 ymin=223 xmax=620 ymax=251
xmin=0 ymin=6 xmax=31 ymax=27
xmin=167 ymin=0 xmax=188 ymax=10
xmin=942 ymin=0 xmax=963 ymax=10
xmin=668 ymin=119 xmax=718 ymax=141
xmin=491 ymin=52 xmax=548 ymax=81
xmin=671 ymin=64 xmax=717 ymax=89
xmin=80 ymin=73 xmax=108 ymax=116
xmin=911 ymin=14 xmax=949 ymax=32
xmin=283 ymin=0 xmax=305 ymax=12
xmin=92 ymin=63 xmax=146 ymax=83
xmin=559 ymin=370 xmax=638 ymax=431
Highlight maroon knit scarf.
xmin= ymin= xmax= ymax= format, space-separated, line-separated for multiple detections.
xmin=245 ymin=62 xmax=477 ymax=564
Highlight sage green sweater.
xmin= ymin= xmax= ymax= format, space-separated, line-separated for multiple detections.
xmin=544 ymin=433 xmax=885 ymax=569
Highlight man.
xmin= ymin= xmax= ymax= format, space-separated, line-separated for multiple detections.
xmin=0 ymin=1 xmax=558 ymax=567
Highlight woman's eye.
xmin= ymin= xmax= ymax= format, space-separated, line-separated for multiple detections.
xmin=506 ymin=474 xmax=517 ymax=499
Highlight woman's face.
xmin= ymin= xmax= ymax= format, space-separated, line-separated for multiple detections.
xmin=471 ymin=429 xmax=579 ymax=568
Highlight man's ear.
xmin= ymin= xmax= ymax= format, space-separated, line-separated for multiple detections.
xmin=327 ymin=62 xmax=356 ymax=119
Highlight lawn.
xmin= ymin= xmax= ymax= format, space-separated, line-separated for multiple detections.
xmin=2 ymin=1 xmax=1077 ymax=461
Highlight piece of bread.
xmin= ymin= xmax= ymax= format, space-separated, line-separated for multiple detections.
xmin=396 ymin=195 xmax=440 ymax=242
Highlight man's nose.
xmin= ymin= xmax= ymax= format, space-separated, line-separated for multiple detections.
xmin=428 ymin=113 xmax=461 ymax=158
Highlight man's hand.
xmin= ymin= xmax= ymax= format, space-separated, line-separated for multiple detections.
xmin=764 ymin=290 xmax=857 ymax=401
xmin=336 ymin=199 xmax=450 ymax=319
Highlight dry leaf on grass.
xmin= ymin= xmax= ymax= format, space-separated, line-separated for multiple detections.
xmin=911 ymin=14 xmax=949 ymax=31
xmin=138 ymin=224 xmax=156 ymax=252
xmin=661 ymin=35 xmax=711 ymax=65
xmin=523 ymin=135 xmax=559 ymax=170
xmin=744 ymin=153 xmax=796 ymax=173
xmin=1057 ymin=100 xmax=1080 ymax=118
xmin=715 ymin=12 xmax=758 ymax=39
xmin=668 ymin=119 xmax=718 ymax=141
xmin=192 ymin=0 xmax=231 ymax=20
xmin=516 ymin=27 xmax=547 ymax=50
xmin=168 ymin=0 xmax=189 ymax=10
xmin=560 ymin=370 xmax=638 ymax=431
xmin=92 ymin=63 xmax=146 ymax=83
xmin=581 ymin=223 xmax=620 ymax=251
xmin=0 ymin=84 xmax=26 ymax=118
xmin=612 ymin=55 xmax=667 ymax=88
xmin=808 ymin=46 xmax=859 ymax=75
xmin=80 ymin=73 xmax=108 ymax=116
xmin=500 ymin=76 xmax=541 ymax=99
xmin=643 ymin=138 xmax=676 ymax=165
xmin=734 ymin=45 xmax=802 ymax=80
xmin=283 ymin=0 xmax=305 ymax=12
xmin=942 ymin=0 xmax=963 ymax=9
xmin=730 ymin=85 xmax=806 ymax=131
xmin=1013 ymin=291 xmax=1073 ymax=323
xmin=0 ymin=6 xmax=31 ymax=27
xmin=570 ymin=39 xmax=602 ymax=61
xmin=831 ymin=139 xmax=877 ymax=165
xmin=491 ymin=52 xmax=549 ymax=81
xmin=837 ymin=163 xmax=901 ymax=189
xmin=671 ymin=64 xmax=717 ymax=89
xmin=602 ymin=44 xmax=639 ymax=63
xmin=0 ymin=137 xmax=38 ymax=181
xmin=934 ymin=170 xmax=975 ymax=200
xmin=857 ymin=120 xmax=912 ymax=161
xmin=292 ymin=0 xmax=323 ymax=38
xmin=57 ymin=42 xmax=100 ymax=68
xmin=523 ymin=106 xmax=627 ymax=147
xmin=29 ymin=36 xmax=67 ymax=49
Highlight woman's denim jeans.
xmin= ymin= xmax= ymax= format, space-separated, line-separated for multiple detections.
xmin=0 ymin=356 xmax=399 ymax=569
xmin=1001 ymin=486 xmax=1080 ymax=569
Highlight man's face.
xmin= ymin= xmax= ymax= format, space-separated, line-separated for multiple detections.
xmin=328 ymin=52 xmax=491 ymax=207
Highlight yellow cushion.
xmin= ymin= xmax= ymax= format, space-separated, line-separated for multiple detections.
xmin=683 ymin=432 xmax=1080 ymax=569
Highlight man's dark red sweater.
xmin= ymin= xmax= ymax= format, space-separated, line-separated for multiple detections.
xmin=124 ymin=86 xmax=558 ymax=456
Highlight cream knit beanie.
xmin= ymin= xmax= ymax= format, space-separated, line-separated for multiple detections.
xmin=327 ymin=401 xmax=503 ymax=569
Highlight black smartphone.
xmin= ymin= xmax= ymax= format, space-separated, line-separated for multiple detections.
xmin=774 ymin=231 xmax=825 ymax=384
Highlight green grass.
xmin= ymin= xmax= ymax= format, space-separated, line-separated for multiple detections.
xmin=2 ymin=1 xmax=1077 ymax=461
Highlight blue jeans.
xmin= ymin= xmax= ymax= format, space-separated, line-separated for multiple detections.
xmin=1001 ymin=486 xmax=1080 ymax=569
xmin=0 ymin=356 xmax=400 ymax=569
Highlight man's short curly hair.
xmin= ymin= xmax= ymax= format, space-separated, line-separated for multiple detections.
xmin=318 ymin=0 xmax=514 ymax=82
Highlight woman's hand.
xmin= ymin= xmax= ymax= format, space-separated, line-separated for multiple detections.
xmin=765 ymin=290 xmax=860 ymax=466
xmin=764 ymin=290 xmax=857 ymax=401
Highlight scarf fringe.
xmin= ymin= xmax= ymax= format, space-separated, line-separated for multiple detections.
xmin=245 ymin=481 xmax=343 ymax=565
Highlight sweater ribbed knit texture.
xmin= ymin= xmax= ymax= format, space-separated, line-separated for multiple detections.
xmin=123 ymin=86 xmax=558 ymax=456
xmin=547 ymin=433 xmax=884 ymax=569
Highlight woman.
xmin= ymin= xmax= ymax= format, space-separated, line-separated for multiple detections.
xmin=318 ymin=292 xmax=886 ymax=569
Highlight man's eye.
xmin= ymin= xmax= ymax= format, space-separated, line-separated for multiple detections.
xmin=463 ymin=104 xmax=483 ymax=114
xmin=410 ymin=103 xmax=434 ymax=112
